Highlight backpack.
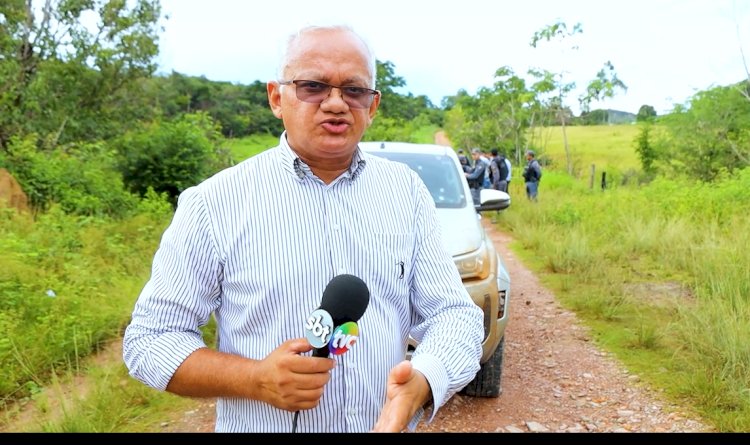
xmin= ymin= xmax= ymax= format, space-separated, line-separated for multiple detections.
xmin=523 ymin=159 xmax=542 ymax=182
xmin=493 ymin=156 xmax=509 ymax=182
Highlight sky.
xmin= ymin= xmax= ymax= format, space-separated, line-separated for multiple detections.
xmin=155 ymin=0 xmax=750 ymax=116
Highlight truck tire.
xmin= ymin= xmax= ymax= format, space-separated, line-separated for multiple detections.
xmin=461 ymin=336 xmax=504 ymax=398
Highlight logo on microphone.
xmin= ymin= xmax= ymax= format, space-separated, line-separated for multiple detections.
xmin=304 ymin=309 xmax=334 ymax=349
xmin=328 ymin=321 xmax=359 ymax=355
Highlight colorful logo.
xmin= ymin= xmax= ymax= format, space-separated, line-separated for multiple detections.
xmin=328 ymin=322 xmax=359 ymax=355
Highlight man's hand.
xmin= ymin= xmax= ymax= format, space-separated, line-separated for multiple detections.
xmin=372 ymin=360 xmax=431 ymax=432
xmin=250 ymin=338 xmax=335 ymax=411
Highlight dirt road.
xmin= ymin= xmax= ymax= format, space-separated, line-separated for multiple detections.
xmin=416 ymin=220 xmax=708 ymax=432
xmin=163 ymin=220 xmax=709 ymax=433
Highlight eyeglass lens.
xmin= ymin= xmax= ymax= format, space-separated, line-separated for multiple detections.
xmin=291 ymin=80 xmax=376 ymax=108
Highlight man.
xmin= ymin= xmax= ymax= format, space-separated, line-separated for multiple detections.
xmin=458 ymin=152 xmax=472 ymax=173
xmin=481 ymin=149 xmax=492 ymax=189
xmin=503 ymin=152 xmax=512 ymax=193
xmin=489 ymin=148 xmax=510 ymax=193
xmin=122 ymin=25 xmax=483 ymax=433
xmin=465 ymin=148 xmax=488 ymax=206
xmin=523 ymin=149 xmax=542 ymax=201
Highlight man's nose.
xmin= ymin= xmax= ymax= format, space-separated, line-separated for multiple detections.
xmin=320 ymin=86 xmax=348 ymax=109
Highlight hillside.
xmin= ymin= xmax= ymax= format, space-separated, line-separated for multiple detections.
xmin=605 ymin=109 xmax=637 ymax=124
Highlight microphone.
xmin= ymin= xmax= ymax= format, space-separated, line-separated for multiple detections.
xmin=309 ymin=273 xmax=370 ymax=357
xmin=294 ymin=274 xmax=370 ymax=432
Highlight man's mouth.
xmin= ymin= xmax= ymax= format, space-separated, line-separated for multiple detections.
xmin=321 ymin=119 xmax=350 ymax=134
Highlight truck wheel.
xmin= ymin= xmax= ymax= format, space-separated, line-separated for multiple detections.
xmin=461 ymin=336 xmax=504 ymax=398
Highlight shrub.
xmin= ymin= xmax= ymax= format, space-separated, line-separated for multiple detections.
xmin=115 ymin=112 xmax=231 ymax=205
xmin=0 ymin=136 xmax=138 ymax=217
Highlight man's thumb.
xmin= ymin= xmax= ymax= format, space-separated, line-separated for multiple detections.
xmin=389 ymin=360 xmax=414 ymax=385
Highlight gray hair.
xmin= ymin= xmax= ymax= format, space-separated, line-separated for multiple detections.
xmin=277 ymin=25 xmax=377 ymax=88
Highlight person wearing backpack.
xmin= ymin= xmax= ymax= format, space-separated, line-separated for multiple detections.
xmin=489 ymin=148 xmax=510 ymax=193
xmin=522 ymin=150 xmax=542 ymax=201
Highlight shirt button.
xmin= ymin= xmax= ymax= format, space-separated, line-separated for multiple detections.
xmin=338 ymin=268 xmax=346 ymax=274
xmin=348 ymin=408 xmax=356 ymax=416
xmin=332 ymin=224 xmax=340 ymax=231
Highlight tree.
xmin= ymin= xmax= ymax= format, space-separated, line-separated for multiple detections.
xmin=634 ymin=123 xmax=657 ymax=174
xmin=0 ymin=0 xmax=162 ymax=149
xmin=530 ymin=21 xmax=582 ymax=175
xmin=115 ymin=112 xmax=230 ymax=205
xmin=530 ymin=22 xmax=626 ymax=176
xmin=375 ymin=60 xmax=440 ymax=124
xmin=637 ymin=105 xmax=657 ymax=122
xmin=578 ymin=61 xmax=627 ymax=114
xmin=659 ymin=83 xmax=750 ymax=180
xmin=477 ymin=66 xmax=537 ymax=161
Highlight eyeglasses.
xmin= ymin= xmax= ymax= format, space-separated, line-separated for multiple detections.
xmin=279 ymin=80 xmax=379 ymax=109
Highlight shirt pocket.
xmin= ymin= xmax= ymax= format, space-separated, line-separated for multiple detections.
xmin=364 ymin=232 xmax=412 ymax=301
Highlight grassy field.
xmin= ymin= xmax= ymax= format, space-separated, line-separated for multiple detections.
xmin=530 ymin=124 xmax=642 ymax=178
xmin=225 ymin=133 xmax=278 ymax=162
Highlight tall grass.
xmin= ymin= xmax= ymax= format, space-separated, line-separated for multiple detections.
xmin=496 ymin=167 xmax=750 ymax=431
xmin=0 ymin=195 xmax=172 ymax=409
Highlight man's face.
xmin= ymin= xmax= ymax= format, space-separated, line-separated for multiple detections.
xmin=267 ymin=29 xmax=380 ymax=163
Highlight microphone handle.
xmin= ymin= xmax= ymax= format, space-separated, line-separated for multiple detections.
xmin=312 ymin=346 xmax=330 ymax=358
xmin=292 ymin=346 xmax=330 ymax=432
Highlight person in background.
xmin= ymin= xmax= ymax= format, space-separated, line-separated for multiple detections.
xmin=465 ymin=148 xmax=488 ymax=205
xmin=503 ymin=151 xmax=512 ymax=193
xmin=523 ymin=149 xmax=542 ymax=201
xmin=481 ymin=149 xmax=492 ymax=189
xmin=489 ymin=148 xmax=510 ymax=193
xmin=122 ymin=24 xmax=483 ymax=433
xmin=458 ymin=153 xmax=472 ymax=173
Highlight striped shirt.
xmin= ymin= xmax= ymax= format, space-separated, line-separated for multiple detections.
xmin=123 ymin=134 xmax=484 ymax=432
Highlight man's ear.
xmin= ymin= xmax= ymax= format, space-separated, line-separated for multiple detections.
xmin=267 ymin=81 xmax=283 ymax=119
xmin=366 ymin=92 xmax=381 ymax=125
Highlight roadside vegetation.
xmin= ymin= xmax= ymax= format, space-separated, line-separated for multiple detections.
xmin=1 ymin=1 xmax=749 ymax=432
xmin=494 ymin=127 xmax=750 ymax=431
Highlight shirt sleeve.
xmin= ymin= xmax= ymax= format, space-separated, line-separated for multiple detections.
xmin=405 ymin=178 xmax=484 ymax=427
xmin=505 ymin=159 xmax=512 ymax=181
xmin=122 ymin=186 xmax=222 ymax=391
xmin=465 ymin=162 xmax=486 ymax=181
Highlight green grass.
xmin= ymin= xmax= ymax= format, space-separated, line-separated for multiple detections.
xmin=530 ymin=124 xmax=641 ymax=178
xmin=0 ymin=202 xmax=173 ymax=408
xmin=226 ymin=133 xmax=278 ymax=162
xmin=495 ymin=166 xmax=750 ymax=431
xmin=411 ymin=124 xmax=440 ymax=144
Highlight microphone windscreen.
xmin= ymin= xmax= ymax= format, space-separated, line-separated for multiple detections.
xmin=319 ymin=274 xmax=370 ymax=326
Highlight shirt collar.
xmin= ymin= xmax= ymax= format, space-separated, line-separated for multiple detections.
xmin=277 ymin=132 xmax=367 ymax=182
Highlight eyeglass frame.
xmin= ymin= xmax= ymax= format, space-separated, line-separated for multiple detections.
xmin=278 ymin=79 xmax=380 ymax=109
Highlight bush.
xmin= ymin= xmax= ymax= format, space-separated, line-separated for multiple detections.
xmin=115 ymin=112 xmax=230 ymax=205
xmin=0 ymin=136 xmax=138 ymax=217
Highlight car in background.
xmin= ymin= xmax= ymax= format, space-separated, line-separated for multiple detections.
xmin=359 ymin=141 xmax=511 ymax=397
